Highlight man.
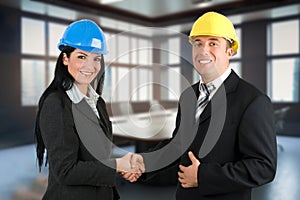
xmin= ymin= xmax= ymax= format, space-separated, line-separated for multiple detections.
xmin=129 ymin=11 xmax=277 ymax=200
xmin=174 ymin=11 xmax=277 ymax=200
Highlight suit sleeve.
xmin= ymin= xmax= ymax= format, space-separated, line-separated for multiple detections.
xmin=141 ymin=103 xmax=182 ymax=184
xmin=39 ymin=94 xmax=116 ymax=186
xmin=197 ymin=94 xmax=277 ymax=195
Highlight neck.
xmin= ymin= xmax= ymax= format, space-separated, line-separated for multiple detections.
xmin=202 ymin=66 xmax=229 ymax=83
xmin=75 ymin=83 xmax=88 ymax=96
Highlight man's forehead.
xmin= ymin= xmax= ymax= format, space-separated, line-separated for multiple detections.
xmin=192 ymin=36 xmax=223 ymax=41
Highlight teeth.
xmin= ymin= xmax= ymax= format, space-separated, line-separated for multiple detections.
xmin=199 ymin=60 xmax=212 ymax=64
xmin=80 ymin=71 xmax=93 ymax=76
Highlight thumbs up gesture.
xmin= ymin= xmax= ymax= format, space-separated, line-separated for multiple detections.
xmin=178 ymin=151 xmax=200 ymax=188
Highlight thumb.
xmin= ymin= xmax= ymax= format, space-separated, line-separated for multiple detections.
xmin=130 ymin=154 xmax=136 ymax=168
xmin=188 ymin=151 xmax=199 ymax=164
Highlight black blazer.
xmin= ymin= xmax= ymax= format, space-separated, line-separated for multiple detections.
xmin=39 ymin=90 xmax=119 ymax=200
xmin=145 ymin=70 xmax=277 ymax=200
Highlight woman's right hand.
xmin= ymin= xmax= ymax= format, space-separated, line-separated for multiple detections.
xmin=116 ymin=153 xmax=145 ymax=174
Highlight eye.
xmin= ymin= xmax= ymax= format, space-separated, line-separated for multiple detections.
xmin=192 ymin=41 xmax=201 ymax=48
xmin=94 ymin=57 xmax=101 ymax=62
xmin=194 ymin=43 xmax=201 ymax=48
xmin=209 ymin=42 xmax=217 ymax=46
xmin=77 ymin=55 xmax=86 ymax=60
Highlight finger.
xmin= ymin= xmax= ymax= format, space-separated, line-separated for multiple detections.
xmin=132 ymin=172 xmax=141 ymax=178
xmin=131 ymin=154 xmax=141 ymax=170
xmin=138 ymin=161 xmax=145 ymax=173
xmin=131 ymin=154 xmax=144 ymax=170
xmin=177 ymin=171 xmax=184 ymax=179
xmin=178 ymin=178 xmax=182 ymax=184
xmin=181 ymin=183 xmax=190 ymax=188
xmin=129 ymin=176 xmax=138 ymax=182
xmin=188 ymin=151 xmax=197 ymax=164
xmin=129 ymin=172 xmax=142 ymax=182
xmin=129 ymin=178 xmax=137 ymax=182
xmin=128 ymin=173 xmax=138 ymax=180
xmin=122 ymin=172 xmax=132 ymax=179
xmin=135 ymin=162 xmax=145 ymax=173
xmin=179 ymin=164 xmax=185 ymax=172
xmin=178 ymin=176 xmax=186 ymax=185
xmin=178 ymin=176 xmax=182 ymax=183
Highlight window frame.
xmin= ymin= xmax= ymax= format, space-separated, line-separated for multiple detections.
xmin=267 ymin=17 xmax=300 ymax=103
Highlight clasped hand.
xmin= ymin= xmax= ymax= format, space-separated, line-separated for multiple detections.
xmin=116 ymin=153 xmax=145 ymax=182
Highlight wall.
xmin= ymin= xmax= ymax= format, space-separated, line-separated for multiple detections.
xmin=0 ymin=5 xmax=37 ymax=149
xmin=241 ymin=20 xmax=268 ymax=93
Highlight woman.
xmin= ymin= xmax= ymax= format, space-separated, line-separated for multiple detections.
xmin=34 ymin=19 xmax=143 ymax=200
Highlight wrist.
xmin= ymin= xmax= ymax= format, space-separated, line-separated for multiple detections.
xmin=116 ymin=158 xmax=121 ymax=173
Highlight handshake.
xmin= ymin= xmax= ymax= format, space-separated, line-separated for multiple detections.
xmin=116 ymin=153 xmax=145 ymax=182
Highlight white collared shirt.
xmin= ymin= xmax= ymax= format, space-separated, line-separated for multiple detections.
xmin=198 ymin=66 xmax=232 ymax=100
xmin=195 ymin=67 xmax=232 ymax=120
xmin=66 ymin=84 xmax=100 ymax=118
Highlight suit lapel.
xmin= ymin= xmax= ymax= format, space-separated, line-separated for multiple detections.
xmin=72 ymin=99 xmax=110 ymax=137
xmin=72 ymin=100 xmax=112 ymax=159
xmin=73 ymin=99 xmax=99 ymax=124
xmin=96 ymin=100 xmax=111 ymax=138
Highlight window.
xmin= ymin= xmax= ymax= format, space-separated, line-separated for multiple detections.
xmin=21 ymin=17 xmax=183 ymax=105
xmin=161 ymin=66 xmax=181 ymax=100
xmin=230 ymin=27 xmax=242 ymax=77
xmin=267 ymin=19 xmax=299 ymax=102
xmin=160 ymin=36 xmax=181 ymax=100
xmin=269 ymin=58 xmax=299 ymax=102
xmin=22 ymin=18 xmax=45 ymax=55
xmin=21 ymin=59 xmax=45 ymax=106
xmin=168 ymin=37 xmax=180 ymax=65
xmin=21 ymin=17 xmax=67 ymax=106
xmin=270 ymin=20 xmax=299 ymax=55
xmin=103 ymin=32 xmax=153 ymax=102
xmin=21 ymin=18 xmax=46 ymax=106
xmin=49 ymin=23 xmax=66 ymax=56
xmin=231 ymin=62 xmax=242 ymax=77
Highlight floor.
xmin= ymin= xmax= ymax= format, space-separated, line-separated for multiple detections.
xmin=0 ymin=136 xmax=299 ymax=200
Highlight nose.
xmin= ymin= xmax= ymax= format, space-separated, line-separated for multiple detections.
xmin=201 ymin=43 xmax=211 ymax=52
xmin=83 ymin=57 xmax=98 ymax=68
xmin=194 ymin=44 xmax=209 ymax=55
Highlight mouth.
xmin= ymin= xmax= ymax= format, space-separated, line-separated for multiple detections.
xmin=80 ymin=71 xmax=94 ymax=76
xmin=198 ymin=59 xmax=212 ymax=64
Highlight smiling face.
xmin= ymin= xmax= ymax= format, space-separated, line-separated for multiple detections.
xmin=191 ymin=36 xmax=233 ymax=83
xmin=63 ymin=48 xmax=102 ymax=94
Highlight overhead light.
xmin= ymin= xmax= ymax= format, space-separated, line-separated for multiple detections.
xmin=100 ymin=0 xmax=123 ymax=4
xmin=191 ymin=0 xmax=212 ymax=4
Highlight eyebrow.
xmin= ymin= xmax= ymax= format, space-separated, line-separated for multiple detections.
xmin=76 ymin=51 xmax=88 ymax=56
xmin=193 ymin=37 xmax=221 ymax=42
xmin=76 ymin=51 xmax=101 ymax=58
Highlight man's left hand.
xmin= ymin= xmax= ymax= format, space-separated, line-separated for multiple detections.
xmin=178 ymin=151 xmax=200 ymax=188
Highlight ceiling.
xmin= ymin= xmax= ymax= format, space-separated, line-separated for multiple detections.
xmin=1 ymin=0 xmax=300 ymax=30
xmin=30 ymin=0 xmax=300 ymax=26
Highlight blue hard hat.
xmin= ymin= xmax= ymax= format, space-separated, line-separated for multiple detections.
xmin=57 ymin=19 xmax=108 ymax=54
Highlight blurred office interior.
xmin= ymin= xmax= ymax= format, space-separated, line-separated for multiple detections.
xmin=0 ymin=0 xmax=300 ymax=199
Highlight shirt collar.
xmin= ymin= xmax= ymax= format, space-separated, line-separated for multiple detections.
xmin=66 ymin=84 xmax=99 ymax=104
xmin=199 ymin=66 xmax=232 ymax=93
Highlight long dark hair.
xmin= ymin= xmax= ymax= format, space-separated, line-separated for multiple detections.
xmin=34 ymin=46 xmax=106 ymax=171
xmin=35 ymin=46 xmax=74 ymax=171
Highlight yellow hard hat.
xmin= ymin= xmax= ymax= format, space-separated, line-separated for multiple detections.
xmin=189 ymin=11 xmax=239 ymax=55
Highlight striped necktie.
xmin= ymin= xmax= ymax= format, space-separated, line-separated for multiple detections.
xmin=195 ymin=83 xmax=215 ymax=120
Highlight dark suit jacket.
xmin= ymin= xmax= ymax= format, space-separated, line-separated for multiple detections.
xmin=145 ymin=70 xmax=277 ymax=200
xmin=39 ymin=90 xmax=119 ymax=200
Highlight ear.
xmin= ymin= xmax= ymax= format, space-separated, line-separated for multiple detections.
xmin=62 ymin=53 xmax=69 ymax=66
xmin=227 ymin=48 xmax=234 ymax=57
